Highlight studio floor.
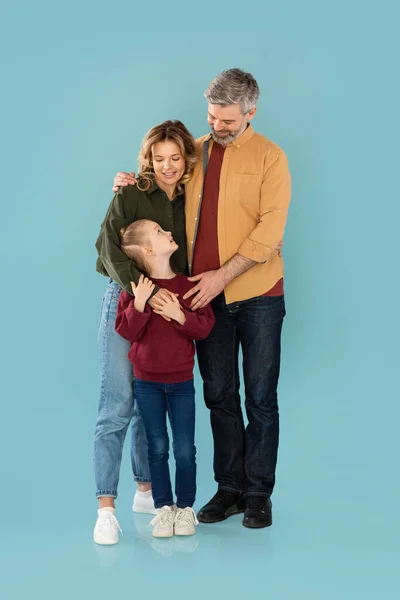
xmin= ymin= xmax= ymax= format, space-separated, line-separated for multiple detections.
xmin=2 ymin=475 xmax=398 ymax=600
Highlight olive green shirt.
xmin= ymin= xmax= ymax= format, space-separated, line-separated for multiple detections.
xmin=95 ymin=183 xmax=187 ymax=294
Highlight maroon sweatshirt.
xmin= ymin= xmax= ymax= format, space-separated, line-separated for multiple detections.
xmin=115 ymin=274 xmax=215 ymax=383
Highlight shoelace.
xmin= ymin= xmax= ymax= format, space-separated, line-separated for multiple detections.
xmin=175 ymin=507 xmax=199 ymax=526
xmin=150 ymin=508 xmax=174 ymax=528
xmin=98 ymin=511 xmax=123 ymax=535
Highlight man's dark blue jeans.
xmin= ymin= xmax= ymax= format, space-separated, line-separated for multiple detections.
xmin=196 ymin=293 xmax=285 ymax=498
xmin=134 ymin=378 xmax=196 ymax=509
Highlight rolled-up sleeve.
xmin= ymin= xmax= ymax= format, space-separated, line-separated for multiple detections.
xmin=238 ymin=149 xmax=291 ymax=263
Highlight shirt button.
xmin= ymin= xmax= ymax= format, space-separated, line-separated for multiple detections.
xmin=190 ymin=241 xmax=193 ymax=244
xmin=198 ymin=194 xmax=201 ymax=198
xmin=194 ymin=217 xmax=197 ymax=221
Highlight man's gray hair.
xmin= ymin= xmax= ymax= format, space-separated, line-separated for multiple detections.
xmin=205 ymin=68 xmax=260 ymax=115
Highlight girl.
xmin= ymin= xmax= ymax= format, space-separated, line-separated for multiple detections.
xmin=115 ymin=219 xmax=214 ymax=537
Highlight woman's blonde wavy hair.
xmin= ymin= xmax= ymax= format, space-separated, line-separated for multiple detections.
xmin=137 ymin=120 xmax=197 ymax=196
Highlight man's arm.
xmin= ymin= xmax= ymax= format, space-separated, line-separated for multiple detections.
xmin=236 ymin=149 xmax=291 ymax=263
xmin=183 ymin=255 xmax=257 ymax=311
xmin=219 ymin=254 xmax=256 ymax=283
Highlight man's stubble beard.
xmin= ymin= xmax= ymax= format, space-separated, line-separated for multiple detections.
xmin=211 ymin=120 xmax=248 ymax=146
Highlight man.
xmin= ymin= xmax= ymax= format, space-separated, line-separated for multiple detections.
xmin=114 ymin=68 xmax=291 ymax=528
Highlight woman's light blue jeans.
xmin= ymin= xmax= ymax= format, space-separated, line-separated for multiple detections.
xmin=93 ymin=281 xmax=151 ymax=498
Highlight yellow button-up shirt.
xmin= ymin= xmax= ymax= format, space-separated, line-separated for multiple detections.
xmin=185 ymin=125 xmax=291 ymax=304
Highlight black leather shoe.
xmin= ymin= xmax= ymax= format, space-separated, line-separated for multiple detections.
xmin=242 ymin=496 xmax=272 ymax=528
xmin=197 ymin=490 xmax=245 ymax=523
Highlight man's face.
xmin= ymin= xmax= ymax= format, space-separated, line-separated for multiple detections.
xmin=207 ymin=103 xmax=257 ymax=145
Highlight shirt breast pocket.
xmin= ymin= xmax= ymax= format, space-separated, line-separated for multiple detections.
xmin=234 ymin=173 xmax=262 ymax=212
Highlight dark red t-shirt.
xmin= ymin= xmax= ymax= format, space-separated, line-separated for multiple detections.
xmin=191 ymin=142 xmax=283 ymax=297
xmin=192 ymin=143 xmax=225 ymax=275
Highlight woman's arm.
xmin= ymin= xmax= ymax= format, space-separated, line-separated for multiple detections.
xmin=95 ymin=187 xmax=159 ymax=296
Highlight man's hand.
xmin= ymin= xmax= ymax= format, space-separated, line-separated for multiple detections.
xmin=153 ymin=295 xmax=186 ymax=325
xmin=131 ymin=275 xmax=155 ymax=312
xmin=148 ymin=288 xmax=179 ymax=322
xmin=112 ymin=171 xmax=137 ymax=193
xmin=183 ymin=270 xmax=228 ymax=311
xmin=182 ymin=239 xmax=284 ymax=311
xmin=181 ymin=240 xmax=284 ymax=312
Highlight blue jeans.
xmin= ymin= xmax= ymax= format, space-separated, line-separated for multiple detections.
xmin=93 ymin=281 xmax=151 ymax=498
xmin=134 ymin=378 xmax=196 ymax=509
xmin=196 ymin=293 xmax=285 ymax=498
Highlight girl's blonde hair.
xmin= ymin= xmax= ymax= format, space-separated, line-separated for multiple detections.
xmin=120 ymin=220 xmax=151 ymax=274
xmin=137 ymin=120 xmax=197 ymax=196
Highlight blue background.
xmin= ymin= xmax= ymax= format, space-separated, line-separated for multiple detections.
xmin=1 ymin=1 xmax=399 ymax=598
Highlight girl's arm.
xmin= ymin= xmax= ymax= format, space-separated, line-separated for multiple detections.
xmin=115 ymin=290 xmax=151 ymax=342
xmin=174 ymin=303 xmax=215 ymax=340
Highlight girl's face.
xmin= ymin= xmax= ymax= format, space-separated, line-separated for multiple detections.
xmin=145 ymin=221 xmax=178 ymax=257
xmin=151 ymin=140 xmax=185 ymax=188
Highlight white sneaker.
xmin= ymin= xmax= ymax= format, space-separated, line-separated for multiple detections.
xmin=132 ymin=513 xmax=174 ymax=557
xmin=174 ymin=507 xmax=198 ymax=536
xmin=132 ymin=491 xmax=157 ymax=515
xmin=93 ymin=509 xmax=122 ymax=545
xmin=150 ymin=506 xmax=175 ymax=538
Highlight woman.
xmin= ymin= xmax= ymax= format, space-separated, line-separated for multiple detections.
xmin=93 ymin=120 xmax=197 ymax=545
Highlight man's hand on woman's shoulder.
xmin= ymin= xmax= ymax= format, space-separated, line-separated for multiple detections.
xmin=112 ymin=171 xmax=137 ymax=193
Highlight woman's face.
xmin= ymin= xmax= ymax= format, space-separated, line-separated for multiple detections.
xmin=151 ymin=140 xmax=185 ymax=188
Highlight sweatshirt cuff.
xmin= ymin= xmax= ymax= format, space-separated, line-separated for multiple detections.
xmin=129 ymin=302 xmax=152 ymax=319
xmin=173 ymin=308 xmax=193 ymax=331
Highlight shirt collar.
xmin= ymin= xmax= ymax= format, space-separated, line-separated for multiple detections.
xmin=147 ymin=179 xmax=184 ymax=199
xmin=147 ymin=180 xmax=160 ymax=195
xmin=229 ymin=123 xmax=255 ymax=148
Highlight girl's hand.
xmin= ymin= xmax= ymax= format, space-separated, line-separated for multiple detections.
xmin=153 ymin=295 xmax=186 ymax=325
xmin=131 ymin=276 xmax=155 ymax=312
xmin=148 ymin=289 xmax=179 ymax=322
